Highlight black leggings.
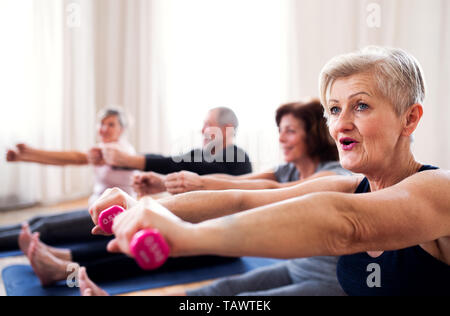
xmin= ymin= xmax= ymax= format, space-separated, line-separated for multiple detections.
xmin=0 ymin=210 xmax=99 ymax=251
xmin=71 ymin=239 xmax=238 ymax=283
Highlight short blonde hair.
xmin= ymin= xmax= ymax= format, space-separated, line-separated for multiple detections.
xmin=319 ymin=46 xmax=426 ymax=116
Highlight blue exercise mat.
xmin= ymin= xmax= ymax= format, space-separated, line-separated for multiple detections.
xmin=0 ymin=250 xmax=23 ymax=258
xmin=2 ymin=257 xmax=284 ymax=296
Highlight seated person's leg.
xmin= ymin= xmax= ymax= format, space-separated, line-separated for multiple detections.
xmin=80 ymin=254 xmax=239 ymax=284
xmin=0 ymin=210 xmax=99 ymax=251
xmin=237 ymin=279 xmax=346 ymax=296
xmin=33 ymin=210 xmax=97 ymax=244
xmin=187 ymin=262 xmax=293 ymax=296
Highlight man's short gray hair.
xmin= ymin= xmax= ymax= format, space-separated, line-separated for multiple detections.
xmin=319 ymin=46 xmax=426 ymax=116
xmin=212 ymin=107 xmax=239 ymax=130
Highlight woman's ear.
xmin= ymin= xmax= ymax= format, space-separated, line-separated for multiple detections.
xmin=402 ymin=104 xmax=423 ymax=137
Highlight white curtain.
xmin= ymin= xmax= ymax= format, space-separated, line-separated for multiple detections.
xmin=287 ymin=0 xmax=450 ymax=169
xmin=0 ymin=0 xmax=67 ymax=208
xmin=0 ymin=0 xmax=34 ymax=208
xmin=91 ymin=0 xmax=166 ymax=153
xmin=0 ymin=0 xmax=164 ymax=208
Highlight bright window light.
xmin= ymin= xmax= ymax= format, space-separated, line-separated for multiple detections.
xmin=158 ymin=0 xmax=289 ymax=170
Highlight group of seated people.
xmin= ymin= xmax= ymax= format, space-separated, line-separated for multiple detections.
xmin=2 ymin=46 xmax=449 ymax=296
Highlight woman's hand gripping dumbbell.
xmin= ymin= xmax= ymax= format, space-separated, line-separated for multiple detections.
xmin=98 ymin=205 xmax=170 ymax=270
xmin=89 ymin=188 xmax=196 ymax=269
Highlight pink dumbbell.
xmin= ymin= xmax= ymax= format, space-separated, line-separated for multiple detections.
xmin=98 ymin=205 xmax=125 ymax=235
xmin=98 ymin=205 xmax=170 ymax=270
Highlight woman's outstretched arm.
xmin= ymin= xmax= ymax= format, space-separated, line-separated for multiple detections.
xmin=158 ymin=175 xmax=358 ymax=223
xmin=165 ymin=170 xmax=339 ymax=194
xmin=180 ymin=169 xmax=450 ymax=258
xmin=6 ymin=143 xmax=88 ymax=166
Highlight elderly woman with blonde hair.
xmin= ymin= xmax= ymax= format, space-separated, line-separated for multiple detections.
xmin=86 ymin=47 xmax=449 ymax=296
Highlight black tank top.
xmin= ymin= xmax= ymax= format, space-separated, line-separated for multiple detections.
xmin=337 ymin=165 xmax=450 ymax=295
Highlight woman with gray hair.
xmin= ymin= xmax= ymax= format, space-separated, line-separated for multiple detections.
xmin=2 ymin=108 xmax=136 ymax=250
xmin=6 ymin=107 xmax=136 ymax=205
xmin=86 ymin=46 xmax=449 ymax=296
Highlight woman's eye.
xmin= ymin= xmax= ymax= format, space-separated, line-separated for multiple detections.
xmin=329 ymin=106 xmax=340 ymax=115
xmin=356 ymin=103 xmax=369 ymax=111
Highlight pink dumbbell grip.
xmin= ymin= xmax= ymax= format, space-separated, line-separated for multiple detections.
xmin=98 ymin=205 xmax=125 ymax=234
xmin=98 ymin=205 xmax=170 ymax=270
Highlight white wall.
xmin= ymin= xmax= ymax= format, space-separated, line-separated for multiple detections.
xmin=287 ymin=0 xmax=450 ymax=169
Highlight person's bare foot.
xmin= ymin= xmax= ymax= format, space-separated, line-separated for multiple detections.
xmin=19 ymin=225 xmax=72 ymax=261
xmin=42 ymin=241 xmax=72 ymax=261
xmin=78 ymin=267 xmax=109 ymax=296
xmin=28 ymin=233 xmax=74 ymax=286
xmin=18 ymin=223 xmax=33 ymax=255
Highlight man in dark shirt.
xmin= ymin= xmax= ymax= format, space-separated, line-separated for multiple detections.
xmin=100 ymin=107 xmax=252 ymax=176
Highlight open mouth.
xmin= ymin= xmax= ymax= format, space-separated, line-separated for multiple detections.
xmin=339 ymin=137 xmax=358 ymax=150
xmin=282 ymin=146 xmax=294 ymax=154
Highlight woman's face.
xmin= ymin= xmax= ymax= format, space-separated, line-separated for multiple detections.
xmin=98 ymin=115 xmax=123 ymax=143
xmin=325 ymin=73 xmax=404 ymax=174
xmin=278 ymin=114 xmax=308 ymax=163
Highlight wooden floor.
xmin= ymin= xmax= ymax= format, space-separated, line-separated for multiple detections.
xmin=0 ymin=197 xmax=215 ymax=296
xmin=120 ymin=279 xmax=215 ymax=296
xmin=0 ymin=197 xmax=90 ymax=226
